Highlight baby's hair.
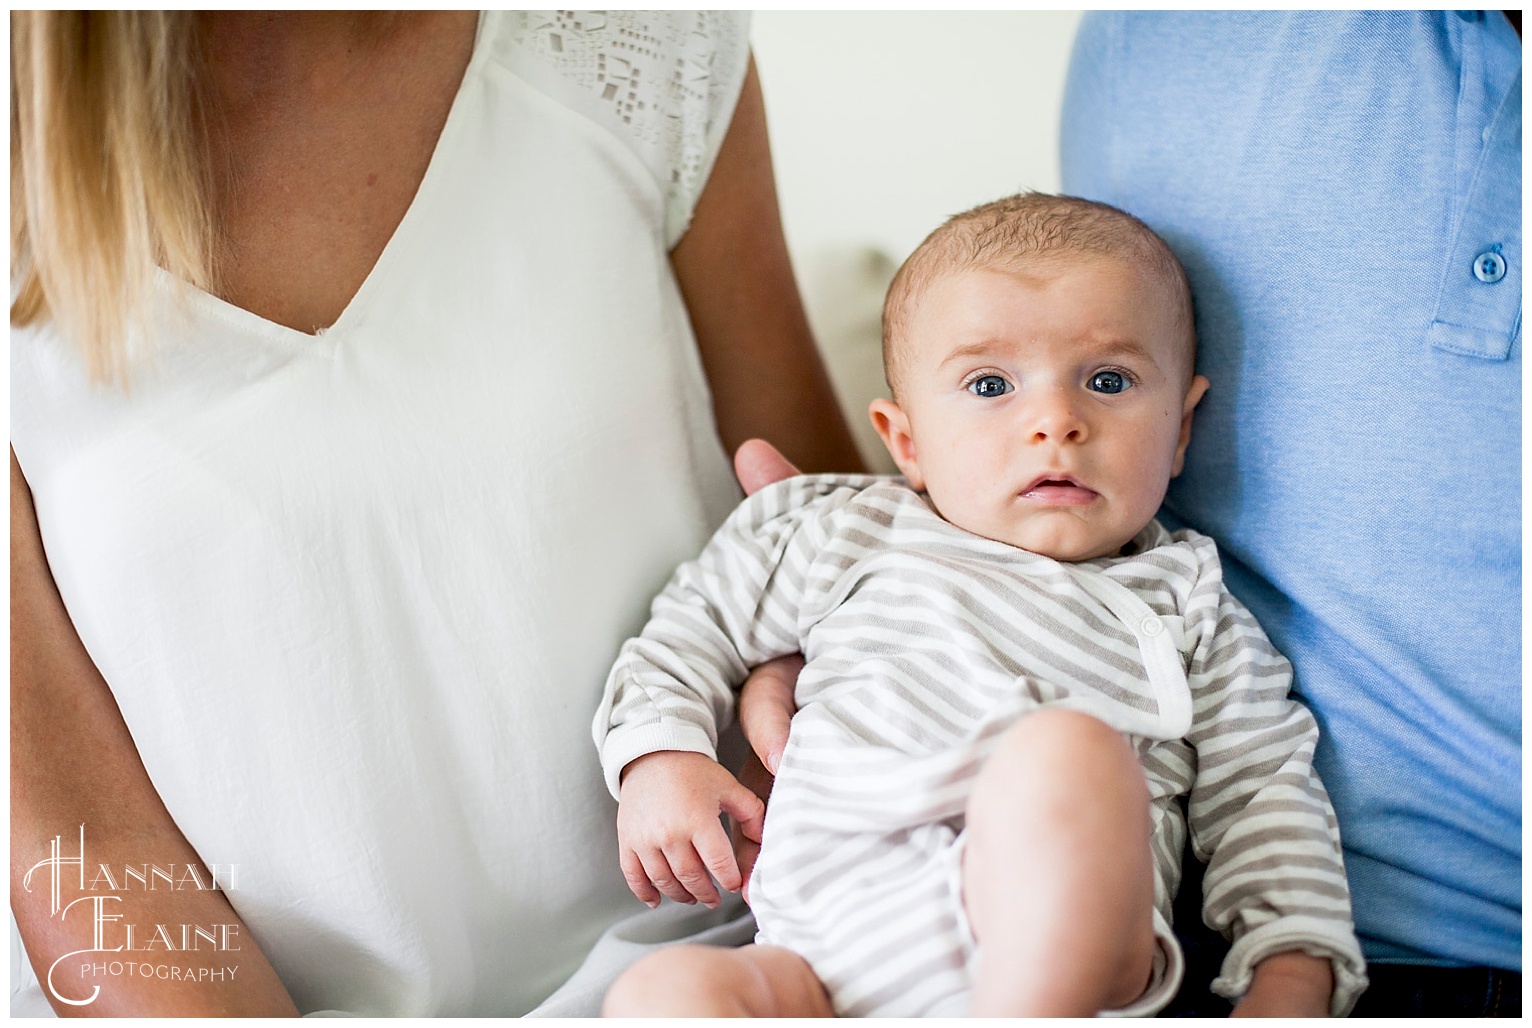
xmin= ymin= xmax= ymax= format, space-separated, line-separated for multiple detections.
xmin=881 ymin=192 xmax=1195 ymax=397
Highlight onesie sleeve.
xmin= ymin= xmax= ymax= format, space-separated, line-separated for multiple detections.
xmin=592 ymin=475 xmax=868 ymax=799
xmin=499 ymin=11 xmax=751 ymax=248
xmin=1178 ymin=536 xmax=1369 ymax=1016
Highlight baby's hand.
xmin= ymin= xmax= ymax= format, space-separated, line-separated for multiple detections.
xmin=617 ymin=750 xmax=766 ymax=909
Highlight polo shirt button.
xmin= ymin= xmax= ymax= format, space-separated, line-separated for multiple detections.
xmin=1474 ymin=251 xmax=1507 ymax=283
xmin=1139 ymin=616 xmax=1163 ymax=637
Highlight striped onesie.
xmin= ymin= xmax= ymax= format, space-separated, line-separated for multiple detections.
xmin=595 ymin=475 xmax=1367 ymax=1016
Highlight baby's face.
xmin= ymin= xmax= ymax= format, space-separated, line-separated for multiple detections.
xmin=871 ymin=260 xmax=1208 ymax=561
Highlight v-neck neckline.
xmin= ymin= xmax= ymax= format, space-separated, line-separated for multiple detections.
xmin=158 ymin=11 xmax=492 ymax=353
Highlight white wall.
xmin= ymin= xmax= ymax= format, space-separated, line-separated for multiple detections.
xmin=751 ymin=12 xmax=1082 ymax=470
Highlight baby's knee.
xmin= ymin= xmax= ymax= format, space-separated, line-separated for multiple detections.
xmin=971 ymin=709 xmax=1147 ymax=824
xmin=602 ymin=945 xmax=728 ymax=1016
xmin=1004 ymin=708 xmax=1140 ymax=776
xmin=604 ymin=945 xmax=830 ymax=1017
xmin=1011 ymin=706 xmax=1128 ymax=752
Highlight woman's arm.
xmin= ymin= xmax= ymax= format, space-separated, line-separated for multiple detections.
xmin=11 ymin=452 xmax=298 ymax=1017
xmin=671 ymin=56 xmax=864 ymax=475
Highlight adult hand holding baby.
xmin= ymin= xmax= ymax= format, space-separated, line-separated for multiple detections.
xmin=733 ymin=437 xmax=805 ymax=776
xmin=618 ymin=439 xmax=803 ymax=911
xmin=732 ymin=440 xmax=807 ymax=895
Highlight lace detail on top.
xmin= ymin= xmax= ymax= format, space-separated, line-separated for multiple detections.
xmin=499 ymin=11 xmax=750 ymax=247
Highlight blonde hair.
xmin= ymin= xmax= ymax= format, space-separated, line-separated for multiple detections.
xmin=882 ymin=192 xmax=1195 ymax=397
xmin=11 ymin=11 xmax=214 ymax=385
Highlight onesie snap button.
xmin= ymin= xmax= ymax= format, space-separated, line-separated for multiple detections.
xmin=1139 ymin=616 xmax=1164 ymax=637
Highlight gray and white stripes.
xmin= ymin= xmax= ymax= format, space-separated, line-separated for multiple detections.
xmin=595 ymin=474 xmax=1367 ymax=1015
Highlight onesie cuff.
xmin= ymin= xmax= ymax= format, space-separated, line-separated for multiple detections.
xmin=1210 ymin=916 xmax=1370 ymax=1017
xmin=600 ymin=722 xmax=719 ymax=800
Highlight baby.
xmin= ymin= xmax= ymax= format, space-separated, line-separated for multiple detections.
xmin=593 ymin=194 xmax=1367 ymax=1017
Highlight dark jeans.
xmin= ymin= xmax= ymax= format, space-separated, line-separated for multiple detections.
xmin=1159 ymin=851 xmax=1521 ymax=1017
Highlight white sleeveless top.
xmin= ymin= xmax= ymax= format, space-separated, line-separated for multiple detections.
xmin=11 ymin=11 xmax=749 ymax=1016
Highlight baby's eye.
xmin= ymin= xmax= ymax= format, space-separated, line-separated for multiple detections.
xmin=967 ymin=375 xmax=1013 ymax=398
xmin=1088 ymin=370 xmax=1130 ymax=394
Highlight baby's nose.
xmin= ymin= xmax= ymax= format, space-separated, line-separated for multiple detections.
xmin=1025 ymin=391 xmax=1087 ymax=443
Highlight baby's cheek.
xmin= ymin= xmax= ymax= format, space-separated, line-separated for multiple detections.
xmin=1124 ymin=466 xmax=1173 ymax=522
xmin=927 ymin=476 xmax=987 ymax=536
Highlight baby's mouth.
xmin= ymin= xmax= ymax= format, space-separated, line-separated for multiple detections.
xmin=1020 ymin=475 xmax=1099 ymax=505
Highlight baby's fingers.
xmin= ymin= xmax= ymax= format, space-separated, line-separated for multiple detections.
xmin=636 ymin=848 xmax=697 ymax=906
xmin=664 ymin=842 xmax=723 ymax=909
xmin=620 ymin=848 xmax=661 ymax=909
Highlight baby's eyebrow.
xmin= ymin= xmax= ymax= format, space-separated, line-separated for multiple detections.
xmin=935 ymin=341 xmax=1003 ymax=370
xmin=935 ymin=337 xmax=1163 ymax=370
xmin=1088 ymin=339 xmax=1158 ymax=365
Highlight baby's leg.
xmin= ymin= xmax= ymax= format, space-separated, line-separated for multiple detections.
xmin=963 ymin=708 xmax=1157 ymax=1016
xmin=602 ymin=942 xmax=833 ymax=1017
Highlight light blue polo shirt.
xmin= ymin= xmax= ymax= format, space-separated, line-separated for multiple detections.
xmin=1062 ymin=11 xmax=1520 ymax=970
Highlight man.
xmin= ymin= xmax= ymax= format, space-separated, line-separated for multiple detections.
xmin=1061 ymin=11 xmax=1520 ymax=1016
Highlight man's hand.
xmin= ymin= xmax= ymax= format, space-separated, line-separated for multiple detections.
xmin=1230 ymin=951 xmax=1334 ymax=1017
xmin=617 ymin=751 xmax=765 ymax=909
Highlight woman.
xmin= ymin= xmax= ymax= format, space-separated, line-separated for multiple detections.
xmin=11 ymin=11 xmax=858 ymax=1016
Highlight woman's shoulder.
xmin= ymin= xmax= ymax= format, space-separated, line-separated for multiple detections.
xmin=480 ymin=11 xmax=751 ymax=246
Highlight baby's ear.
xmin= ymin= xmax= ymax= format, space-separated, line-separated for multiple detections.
xmin=869 ymin=398 xmax=924 ymax=491
xmin=1171 ymin=375 xmax=1211 ymax=477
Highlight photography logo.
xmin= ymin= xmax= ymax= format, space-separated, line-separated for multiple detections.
xmin=22 ymin=827 xmax=242 ymax=1007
